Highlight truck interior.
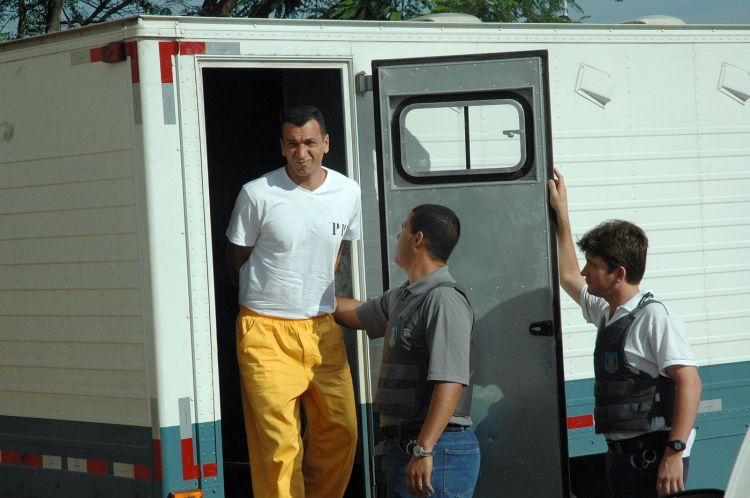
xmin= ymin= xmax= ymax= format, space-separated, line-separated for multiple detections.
xmin=201 ymin=66 xmax=366 ymax=497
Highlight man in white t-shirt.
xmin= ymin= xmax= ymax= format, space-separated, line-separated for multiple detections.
xmin=549 ymin=168 xmax=702 ymax=498
xmin=225 ymin=105 xmax=361 ymax=498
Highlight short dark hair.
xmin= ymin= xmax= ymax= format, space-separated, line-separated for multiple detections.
xmin=577 ymin=220 xmax=648 ymax=284
xmin=409 ymin=204 xmax=461 ymax=263
xmin=280 ymin=105 xmax=326 ymax=138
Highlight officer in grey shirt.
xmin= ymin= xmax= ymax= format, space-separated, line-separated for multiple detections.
xmin=334 ymin=204 xmax=479 ymax=498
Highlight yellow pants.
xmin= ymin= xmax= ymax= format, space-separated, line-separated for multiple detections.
xmin=236 ymin=307 xmax=358 ymax=498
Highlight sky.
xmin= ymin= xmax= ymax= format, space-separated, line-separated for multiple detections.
xmin=574 ymin=0 xmax=750 ymax=25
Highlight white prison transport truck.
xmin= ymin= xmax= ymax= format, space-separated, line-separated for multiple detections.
xmin=0 ymin=13 xmax=749 ymax=498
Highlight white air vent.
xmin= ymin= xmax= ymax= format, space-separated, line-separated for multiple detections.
xmin=618 ymin=15 xmax=686 ymax=25
xmin=413 ymin=13 xmax=482 ymax=23
xmin=575 ymin=64 xmax=615 ymax=108
xmin=718 ymin=63 xmax=750 ymax=104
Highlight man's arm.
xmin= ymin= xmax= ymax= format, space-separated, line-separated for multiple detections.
xmin=548 ymin=168 xmax=585 ymax=305
xmin=226 ymin=241 xmax=254 ymax=288
xmin=405 ymin=382 xmax=464 ymax=498
xmin=332 ymin=296 xmax=363 ymax=330
xmin=334 ymin=241 xmax=345 ymax=272
xmin=657 ymin=365 xmax=702 ymax=497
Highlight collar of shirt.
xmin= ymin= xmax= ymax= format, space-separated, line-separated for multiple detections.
xmin=602 ymin=288 xmax=656 ymax=326
xmin=280 ymin=165 xmax=332 ymax=194
xmin=399 ymin=266 xmax=455 ymax=297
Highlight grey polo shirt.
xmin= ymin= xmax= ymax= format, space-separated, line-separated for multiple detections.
xmin=356 ymin=266 xmax=474 ymax=426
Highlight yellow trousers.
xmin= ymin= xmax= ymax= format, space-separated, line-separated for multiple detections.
xmin=236 ymin=307 xmax=358 ymax=498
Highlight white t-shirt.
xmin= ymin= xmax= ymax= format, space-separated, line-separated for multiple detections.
xmin=226 ymin=166 xmax=361 ymax=319
xmin=581 ymin=286 xmax=698 ymax=447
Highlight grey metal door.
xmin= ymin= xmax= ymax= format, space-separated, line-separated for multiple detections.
xmin=372 ymin=51 xmax=569 ymax=497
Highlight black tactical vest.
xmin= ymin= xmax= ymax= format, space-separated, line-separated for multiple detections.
xmin=593 ymin=294 xmax=676 ymax=434
xmin=372 ymin=281 xmax=475 ymax=418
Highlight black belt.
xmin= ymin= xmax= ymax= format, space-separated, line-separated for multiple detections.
xmin=607 ymin=431 xmax=670 ymax=455
xmin=379 ymin=423 xmax=469 ymax=439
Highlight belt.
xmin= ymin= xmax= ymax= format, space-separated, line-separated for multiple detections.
xmin=607 ymin=431 xmax=670 ymax=455
xmin=379 ymin=423 xmax=469 ymax=439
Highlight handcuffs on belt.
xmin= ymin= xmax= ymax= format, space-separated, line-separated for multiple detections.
xmin=639 ymin=449 xmax=658 ymax=470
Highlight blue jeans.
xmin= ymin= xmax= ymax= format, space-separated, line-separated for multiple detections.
xmin=606 ymin=448 xmax=690 ymax=498
xmin=382 ymin=429 xmax=480 ymax=498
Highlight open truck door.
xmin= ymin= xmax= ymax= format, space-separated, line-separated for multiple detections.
xmin=371 ymin=51 xmax=570 ymax=497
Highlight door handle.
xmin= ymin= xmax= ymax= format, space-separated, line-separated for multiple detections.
xmin=529 ymin=320 xmax=553 ymax=336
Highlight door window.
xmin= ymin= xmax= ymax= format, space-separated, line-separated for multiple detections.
xmin=394 ymin=94 xmax=532 ymax=183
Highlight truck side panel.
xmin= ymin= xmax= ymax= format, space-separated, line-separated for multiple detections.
xmin=0 ymin=40 xmax=157 ymax=495
xmin=0 ymin=40 xmax=147 ymax=428
xmin=558 ymin=37 xmax=750 ymax=491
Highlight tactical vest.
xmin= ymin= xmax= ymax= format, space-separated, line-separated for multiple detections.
xmin=372 ymin=281 xmax=475 ymax=418
xmin=593 ymin=294 xmax=676 ymax=434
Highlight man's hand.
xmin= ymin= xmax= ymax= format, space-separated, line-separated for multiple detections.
xmin=548 ymin=168 xmax=585 ymax=304
xmin=548 ymin=167 xmax=570 ymax=220
xmin=657 ymin=451 xmax=684 ymax=496
xmin=406 ymin=455 xmax=434 ymax=497
xmin=404 ymin=382 xmax=464 ymax=497
xmin=226 ymin=241 xmax=253 ymax=288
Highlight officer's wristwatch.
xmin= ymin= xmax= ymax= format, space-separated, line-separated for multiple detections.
xmin=412 ymin=445 xmax=434 ymax=458
xmin=666 ymin=439 xmax=686 ymax=452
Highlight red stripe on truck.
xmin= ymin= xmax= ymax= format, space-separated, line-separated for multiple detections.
xmin=125 ymin=41 xmax=139 ymax=84
xmin=203 ymin=462 xmax=218 ymax=478
xmin=181 ymin=438 xmax=200 ymax=480
xmin=22 ymin=454 xmax=43 ymax=467
xmin=134 ymin=464 xmax=151 ymax=480
xmin=87 ymin=459 xmax=108 ymax=475
xmin=153 ymin=439 xmax=164 ymax=481
xmin=567 ymin=414 xmax=594 ymax=430
xmin=159 ymin=41 xmax=178 ymax=84
xmin=0 ymin=450 xmax=20 ymax=464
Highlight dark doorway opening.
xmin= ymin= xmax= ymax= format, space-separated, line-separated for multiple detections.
xmin=201 ymin=66 xmax=365 ymax=497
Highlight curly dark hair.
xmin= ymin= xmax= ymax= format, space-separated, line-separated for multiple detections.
xmin=577 ymin=220 xmax=648 ymax=284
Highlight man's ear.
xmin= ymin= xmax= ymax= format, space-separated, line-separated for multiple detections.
xmin=413 ymin=231 xmax=425 ymax=249
xmin=615 ymin=266 xmax=627 ymax=284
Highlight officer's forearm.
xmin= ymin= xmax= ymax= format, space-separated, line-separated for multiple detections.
xmin=415 ymin=382 xmax=464 ymax=451
xmin=666 ymin=365 xmax=702 ymax=446
xmin=555 ymin=215 xmax=584 ymax=305
xmin=332 ymin=296 xmax=363 ymax=330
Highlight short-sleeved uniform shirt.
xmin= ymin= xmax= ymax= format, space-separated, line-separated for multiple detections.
xmin=356 ymin=266 xmax=474 ymax=426
xmin=226 ymin=166 xmax=361 ymax=319
xmin=581 ymin=285 xmax=698 ymax=447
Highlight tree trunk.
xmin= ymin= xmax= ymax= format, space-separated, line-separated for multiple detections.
xmin=199 ymin=0 xmax=239 ymax=16
xmin=45 ymin=0 xmax=63 ymax=33
xmin=17 ymin=0 xmax=27 ymax=38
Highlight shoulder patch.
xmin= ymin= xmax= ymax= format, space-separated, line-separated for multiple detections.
xmin=605 ymin=351 xmax=619 ymax=374
xmin=388 ymin=325 xmax=398 ymax=348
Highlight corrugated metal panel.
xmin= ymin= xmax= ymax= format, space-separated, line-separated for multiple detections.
xmin=0 ymin=44 xmax=145 ymax=426
xmin=556 ymin=37 xmax=750 ymax=381
xmin=553 ymin=40 xmax=705 ymax=381
xmin=695 ymin=41 xmax=750 ymax=369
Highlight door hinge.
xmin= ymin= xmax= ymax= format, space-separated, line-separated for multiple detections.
xmin=355 ymin=71 xmax=373 ymax=95
xmin=102 ymin=42 xmax=127 ymax=63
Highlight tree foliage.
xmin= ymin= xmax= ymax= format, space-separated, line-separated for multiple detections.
xmin=427 ymin=0 xmax=586 ymax=23
xmin=1 ymin=0 xmax=191 ymax=40
xmin=2 ymin=0 xmax=596 ymax=41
